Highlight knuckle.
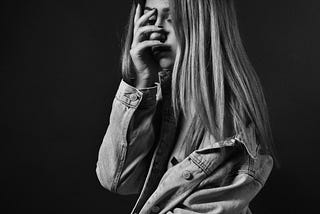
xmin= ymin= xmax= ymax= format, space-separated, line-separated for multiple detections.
xmin=131 ymin=48 xmax=139 ymax=55
xmin=134 ymin=26 xmax=138 ymax=33
xmin=136 ymin=28 xmax=142 ymax=35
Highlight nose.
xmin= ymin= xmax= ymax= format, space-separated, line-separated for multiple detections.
xmin=149 ymin=17 xmax=167 ymax=43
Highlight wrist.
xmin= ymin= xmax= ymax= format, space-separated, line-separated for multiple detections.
xmin=135 ymin=74 xmax=158 ymax=88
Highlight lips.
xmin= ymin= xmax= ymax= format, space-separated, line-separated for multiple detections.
xmin=151 ymin=46 xmax=171 ymax=57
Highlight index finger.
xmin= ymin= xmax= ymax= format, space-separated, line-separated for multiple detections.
xmin=134 ymin=9 xmax=156 ymax=32
xmin=134 ymin=4 xmax=141 ymax=24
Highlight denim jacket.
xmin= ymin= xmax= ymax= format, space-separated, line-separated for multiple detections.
xmin=96 ymin=70 xmax=273 ymax=214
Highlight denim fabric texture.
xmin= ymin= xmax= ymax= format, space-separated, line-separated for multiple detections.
xmin=96 ymin=70 xmax=273 ymax=214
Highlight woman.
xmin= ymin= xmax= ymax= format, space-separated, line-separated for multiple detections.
xmin=96 ymin=0 xmax=275 ymax=213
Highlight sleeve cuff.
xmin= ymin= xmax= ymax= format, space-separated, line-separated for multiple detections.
xmin=115 ymin=79 xmax=158 ymax=108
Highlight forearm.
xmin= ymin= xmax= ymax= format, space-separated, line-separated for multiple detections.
xmin=167 ymin=174 xmax=261 ymax=214
xmin=96 ymin=79 xmax=159 ymax=194
xmin=166 ymin=151 xmax=273 ymax=214
xmin=137 ymin=136 xmax=273 ymax=214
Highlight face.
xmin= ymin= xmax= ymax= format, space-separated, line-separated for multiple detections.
xmin=144 ymin=0 xmax=177 ymax=70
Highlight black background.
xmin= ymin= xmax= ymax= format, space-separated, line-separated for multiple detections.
xmin=1 ymin=0 xmax=319 ymax=213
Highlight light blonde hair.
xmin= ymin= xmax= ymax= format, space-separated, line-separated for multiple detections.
xmin=121 ymin=0 xmax=275 ymax=158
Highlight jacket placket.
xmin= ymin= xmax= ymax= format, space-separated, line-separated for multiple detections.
xmin=131 ymin=71 xmax=178 ymax=214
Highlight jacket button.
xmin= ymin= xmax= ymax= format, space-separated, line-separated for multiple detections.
xmin=130 ymin=93 xmax=138 ymax=101
xmin=151 ymin=205 xmax=160 ymax=213
xmin=182 ymin=170 xmax=193 ymax=180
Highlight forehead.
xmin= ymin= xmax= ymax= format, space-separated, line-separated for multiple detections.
xmin=145 ymin=0 xmax=169 ymax=9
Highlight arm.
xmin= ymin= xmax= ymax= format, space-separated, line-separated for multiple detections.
xmin=167 ymin=174 xmax=261 ymax=214
xmin=167 ymin=145 xmax=273 ymax=214
xmin=138 ymin=136 xmax=273 ymax=214
xmin=96 ymin=79 xmax=160 ymax=195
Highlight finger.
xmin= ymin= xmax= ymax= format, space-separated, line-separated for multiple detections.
xmin=133 ymin=40 xmax=165 ymax=52
xmin=132 ymin=26 xmax=163 ymax=45
xmin=137 ymin=25 xmax=163 ymax=36
xmin=134 ymin=3 xmax=141 ymax=24
xmin=134 ymin=9 xmax=156 ymax=33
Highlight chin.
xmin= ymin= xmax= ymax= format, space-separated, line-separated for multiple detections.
xmin=158 ymin=58 xmax=174 ymax=71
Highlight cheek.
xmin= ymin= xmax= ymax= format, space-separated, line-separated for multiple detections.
xmin=168 ymin=33 xmax=178 ymax=54
xmin=169 ymin=31 xmax=177 ymax=44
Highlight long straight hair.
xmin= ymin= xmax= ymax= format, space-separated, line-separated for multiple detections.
xmin=121 ymin=0 xmax=275 ymax=158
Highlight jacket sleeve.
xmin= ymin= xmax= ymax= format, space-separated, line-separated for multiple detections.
xmin=166 ymin=144 xmax=273 ymax=214
xmin=96 ymin=79 xmax=160 ymax=195
xmin=166 ymin=174 xmax=260 ymax=214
